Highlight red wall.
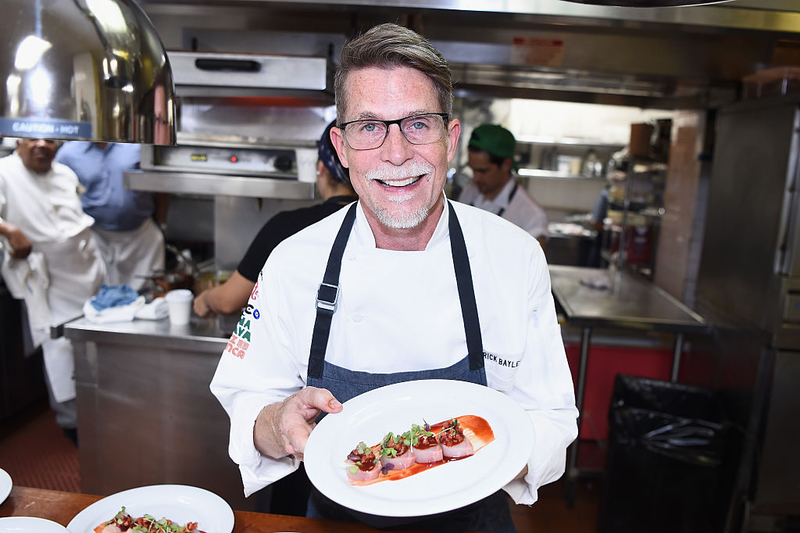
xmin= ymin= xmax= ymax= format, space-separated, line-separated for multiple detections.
xmin=565 ymin=343 xmax=673 ymax=440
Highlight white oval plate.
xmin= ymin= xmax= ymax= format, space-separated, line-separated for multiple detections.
xmin=304 ymin=379 xmax=534 ymax=517
xmin=66 ymin=485 xmax=234 ymax=533
xmin=0 ymin=517 xmax=68 ymax=532
xmin=0 ymin=468 xmax=11 ymax=505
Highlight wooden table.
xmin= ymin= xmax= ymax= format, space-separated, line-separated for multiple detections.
xmin=0 ymin=486 xmax=429 ymax=532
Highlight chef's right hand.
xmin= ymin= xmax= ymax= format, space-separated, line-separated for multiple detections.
xmin=253 ymin=386 xmax=343 ymax=462
xmin=0 ymin=223 xmax=32 ymax=259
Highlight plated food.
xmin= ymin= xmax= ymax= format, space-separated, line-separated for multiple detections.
xmin=66 ymin=485 xmax=234 ymax=533
xmin=345 ymin=415 xmax=495 ymax=486
xmin=94 ymin=507 xmax=205 ymax=533
xmin=304 ymin=379 xmax=535 ymax=517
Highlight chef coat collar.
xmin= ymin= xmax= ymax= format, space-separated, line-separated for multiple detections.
xmin=352 ymin=191 xmax=451 ymax=251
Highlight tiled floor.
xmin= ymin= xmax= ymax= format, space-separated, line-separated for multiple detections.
xmin=0 ymin=399 xmax=601 ymax=532
xmin=0 ymin=399 xmax=79 ymax=493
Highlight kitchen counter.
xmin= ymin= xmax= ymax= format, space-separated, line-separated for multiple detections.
xmin=0 ymin=486 xmax=428 ymax=532
xmin=61 ymin=315 xmax=251 ymax=510
xmin=548 ymin=265 xmax=710 ymax=506
xmin=63 ymin=315 xmax=233 ymax=350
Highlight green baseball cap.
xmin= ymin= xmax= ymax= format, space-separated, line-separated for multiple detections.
xmin=468 ymin=124 xmax=517 ymax=164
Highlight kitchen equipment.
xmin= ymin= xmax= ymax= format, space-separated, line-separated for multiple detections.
xmin=1 ymin=0 xmax=175 ymax=143
xmin=125 ymin=48 xmax=331 ymax=198
xmin=168 ymin=51 xmax=328 ymax=97
xmin=694 ymin=94 xmax=800 ymax=531
xmin=146 ymin=272 xmax=194 ymax=300
xmin=132 ymin=139 xmax=316 ymax=200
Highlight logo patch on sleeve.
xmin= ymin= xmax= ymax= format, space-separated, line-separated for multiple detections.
xmin=249 ymin=280 xmax=259 ymax=302
xmin=225 ymin=312 xmax=253 ymax=359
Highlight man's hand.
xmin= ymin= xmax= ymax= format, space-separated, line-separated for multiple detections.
xmin=193 ymin=290 xmax=215 ymax=318
xmin=253 ymin=387 xmax=343 ymax=461
xmin=0 ymin=222 xmax=32 ymax=259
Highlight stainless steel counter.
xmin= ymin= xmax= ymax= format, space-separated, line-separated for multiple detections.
xmin=63 ymin=315 xmax=231 ymax=350
xmin=63 ymin=315 xmax=256 ymax=511
xmin=549 ymin=265 xmax=708 ymax=333
xmin=548 ymin=265 xmax=710 ymax=506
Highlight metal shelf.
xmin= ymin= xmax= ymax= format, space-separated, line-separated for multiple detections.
xmin=516 ymin=137 xmax=626 ymax=148
xmin=518 ymin=168 xmax=607 ymax=180
xmin=124 ymin=171 xmax=316 ymax=200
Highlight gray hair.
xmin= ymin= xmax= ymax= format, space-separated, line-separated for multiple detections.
xmin=334 ymin=23 xmax=453 ymax=123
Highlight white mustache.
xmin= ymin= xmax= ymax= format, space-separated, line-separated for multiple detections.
xmin=365 ymin=162 xmax=434 ymax=183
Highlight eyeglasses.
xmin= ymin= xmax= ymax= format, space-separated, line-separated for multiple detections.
xmin=339 ymin=113 xmax=449 ymax=151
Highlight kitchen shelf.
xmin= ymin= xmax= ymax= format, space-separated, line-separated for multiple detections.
xmin=518 ymin=168 xmax=607 ymax=180
xmin=124 ymin=171 xmax=316 ymax=200
xmin=516 ymin=136 xmax=626 ymax=148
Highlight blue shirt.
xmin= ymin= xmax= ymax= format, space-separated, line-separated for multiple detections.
xmin=55 ymin=142 xmax=154 ymax=231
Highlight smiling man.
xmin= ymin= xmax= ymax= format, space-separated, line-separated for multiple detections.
xmin=210 ymin=23 xmax=578 ymax=532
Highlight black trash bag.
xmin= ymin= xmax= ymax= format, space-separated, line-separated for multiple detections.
xmin=598 ymin=374 xmax=729 ymax=533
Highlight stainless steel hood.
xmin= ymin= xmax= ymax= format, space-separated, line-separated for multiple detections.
xmin=1 ymin=0 xmax=176 ymax=143
xmin=139 ymin=0 xmax=800 ymax=110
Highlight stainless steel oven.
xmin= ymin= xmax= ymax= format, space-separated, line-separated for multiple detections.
xmin=124 ymin=50 xmax=336 ymax=270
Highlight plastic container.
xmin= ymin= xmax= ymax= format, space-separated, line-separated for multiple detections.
xmin=164 ymin=289 xmax=193 ymax=325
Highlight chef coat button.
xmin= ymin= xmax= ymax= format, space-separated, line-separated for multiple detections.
xmin=346 ymin=252 xmax=356 ymax=261
xmin=352 ymin=314 xmax=363 ymax=322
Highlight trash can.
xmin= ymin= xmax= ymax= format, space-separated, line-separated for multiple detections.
xmin=598 ymin=374 xmax=729 ymax=533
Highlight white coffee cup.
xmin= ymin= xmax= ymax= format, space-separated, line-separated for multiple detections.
xmin=165 ymin=289 xmax=193 ymax=325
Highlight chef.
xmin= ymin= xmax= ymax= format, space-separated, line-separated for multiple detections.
xmin=55 ymin=142 xmax=167 ymax=292
xmin=0 ymin=138 xmax=105 ymax=444
xmin=458 ymin=124 xmax=549 ymax=248
xmin=210 ymin=23 xmax=578 ymax=532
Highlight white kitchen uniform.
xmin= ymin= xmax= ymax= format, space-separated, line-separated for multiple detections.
xmin=210 ymin=198 xmax=578 ymax=505
xmin=459 ymin=178 xmax=549 ymax=239
xmin=91 ymin=217 xmax=164 ymax=291
xmin=0 ymin=153 xmax=105 ymax=406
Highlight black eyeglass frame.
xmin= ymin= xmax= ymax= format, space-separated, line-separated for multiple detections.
xmin=338 ymin=112 xmax=450 ymax=151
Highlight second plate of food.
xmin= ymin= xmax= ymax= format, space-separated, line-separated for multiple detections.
xmin=304 ymin=379 xmax=534 ymax=517
xmin=66 ymin=484 xmax=234 ymax=533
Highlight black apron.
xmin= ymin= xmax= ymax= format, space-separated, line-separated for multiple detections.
xmin=469 ymin=181 xmax=518 ymax=218
xmin=305 ymin=201 xmax=516 ymax=533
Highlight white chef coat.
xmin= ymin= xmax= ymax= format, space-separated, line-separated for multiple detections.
xmin=91 ymin=217 xmax=165 ymax=291
xmin=210 ymin=198 xmax=578 ymax=505
xmin=0 ymin=153 xmax=105 ymax=402
xmin=459 ymin=178 xmax=549 ymax=239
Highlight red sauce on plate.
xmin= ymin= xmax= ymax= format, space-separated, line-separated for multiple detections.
xmin=349 ymin=415 xmax=495 ymax=486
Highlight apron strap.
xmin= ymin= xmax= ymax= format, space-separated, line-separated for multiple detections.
xmin=308 ymin=203 xmax=357 ymax=379
xmin=447 ymin=200 xmax=484 ymax=371
xmin=496 ymin=181 xmax=518 ymax=218
xmin=307 ymin=201 xmax=485 ymax=378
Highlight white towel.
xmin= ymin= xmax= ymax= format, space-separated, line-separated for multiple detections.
xmin=83 ymin=295 xmax=146 ymax=323
xmin=1 ymin=248 xmax=52 ymax=347
xmin=134 ymin=297 xmax=170 ymax=320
